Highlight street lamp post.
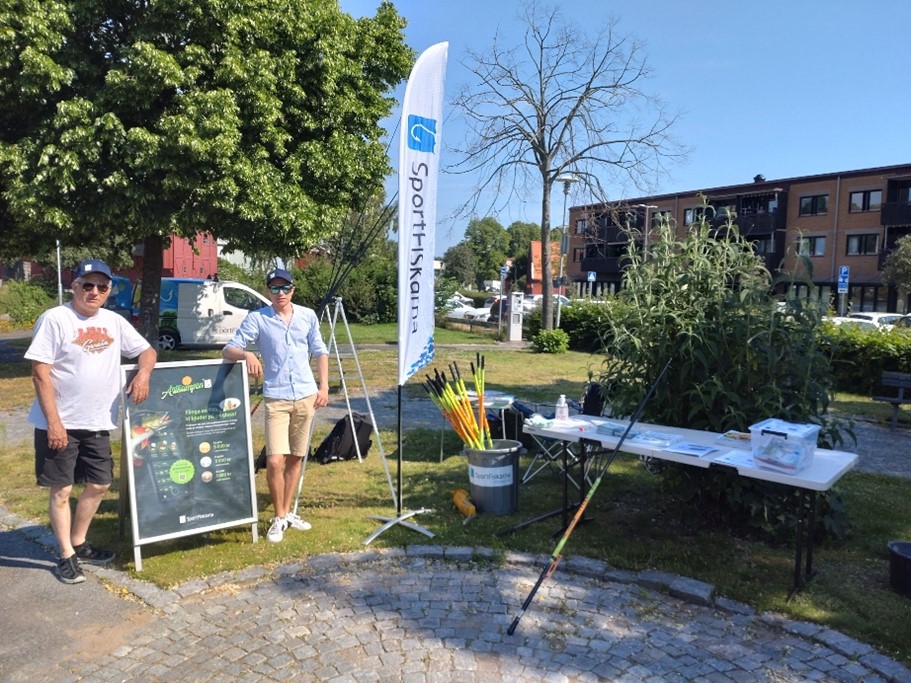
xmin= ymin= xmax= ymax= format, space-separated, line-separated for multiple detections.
xmin=555 ymin=174 xmax=578 ymax=328
xmin=635 ymin=204 xmax=658 ymax=261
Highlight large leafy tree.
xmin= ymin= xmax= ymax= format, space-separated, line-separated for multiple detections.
xmin=463 ymin=216 xmax=509 ymax=288
xmin=451 ymin=2 xmax=683 ymax=329
xmin=441 ymin=242 xmax=477 ymax=288
xmin=0 ymin=0 xmax=412 ymax=340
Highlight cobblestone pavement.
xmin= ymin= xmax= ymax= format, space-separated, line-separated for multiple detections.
xmin=3 ymin=519 xmax=910 ymax=683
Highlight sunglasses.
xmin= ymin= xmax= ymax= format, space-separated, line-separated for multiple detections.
xmin=269 ymin=284 xmax=293 ymax=295
xmin=80 ymin=282 xmax=110 ymax=293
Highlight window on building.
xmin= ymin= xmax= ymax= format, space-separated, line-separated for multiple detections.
xmin=849 ymin=189 xmax=883 ymax=212
xmin=572 ymin=247 xmax=584 ymax=263
xmin=799 ymin=195 xmax=828 ymax=216
xmin=574 ymin=218 xmax=587 ymax=234
xmin=684 ymin=207 xmax=705 ymax=225
xmin=752 ymin=236 xmax=775 ymax=255
xmin=846 ymin=234 xmax=878 ymax=255
xmin=798 ymin=236 xmax=826 ymax=257
xmin=652 ymin=209 xmax=671 ymax=227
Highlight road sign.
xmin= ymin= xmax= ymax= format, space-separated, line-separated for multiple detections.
xmin=500 ymin=265 xmax=508 ymax=277
xmin=837 ymin=265 xmax=849 ymax=294
xmin=587 ymin=271 xmax=596 ymax=282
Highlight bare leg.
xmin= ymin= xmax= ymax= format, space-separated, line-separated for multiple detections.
xmin=70 ymin=482 xmax=110 ymax=547
xmin=282 ymin=455 xmax=303 ymax=515
xmin=49 ymin=485 xmax=74 ymax=558
xmin=266 ymin=453 xmax=290 ymax=518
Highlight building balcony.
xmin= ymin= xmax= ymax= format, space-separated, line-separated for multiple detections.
xmin=712 ymin=211 xmax=784 ymax=236
xmin=881 ymin=202 xmax=911 ymax=227
xmin=580 ymin=255 xmax=624 ymax=275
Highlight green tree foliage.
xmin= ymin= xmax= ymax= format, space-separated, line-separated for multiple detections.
xmin=292 ymin=242 xmax=397 ymax=324
xmin=883 ymin=234 xmax=911 ymax=300
xmin=506 ymin=220 xmax=538 ymax=286
xmin=0 ymin=0 xmax=412 ymax=339
xmin=442 ymin=242 xmax=477 ymax=288
xmin=464 ymin=216 xmax=509 ymax=287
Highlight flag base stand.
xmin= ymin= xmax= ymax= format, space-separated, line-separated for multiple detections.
xmin=363 ymin=508 xmax=435 ymax=545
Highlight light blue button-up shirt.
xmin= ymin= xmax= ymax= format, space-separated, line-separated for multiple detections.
xmin=226 ymin=304 xmax=328 ymax=400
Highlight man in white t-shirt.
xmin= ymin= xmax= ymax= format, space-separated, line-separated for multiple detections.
xmin=26 ymin=259 xmax=157 ymax=584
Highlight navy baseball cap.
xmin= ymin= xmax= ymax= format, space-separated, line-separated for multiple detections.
xmin=74 ymin=259 xmax=113 ymax=280
xmin=266 ymin=268 xmax=294 ymax=285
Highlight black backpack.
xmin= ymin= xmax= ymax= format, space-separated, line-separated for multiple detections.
xmin=313 ymin=413 xmax=372 ymax=464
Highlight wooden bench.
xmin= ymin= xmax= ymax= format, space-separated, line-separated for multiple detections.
xmin=872 ymin=371 xmax=911 ymax=429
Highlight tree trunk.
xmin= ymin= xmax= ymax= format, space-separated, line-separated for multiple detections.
xmin=138 ymin=234 xmax=165 ymax=348
xmin=541 ymin=185 xmax=553 ymax=330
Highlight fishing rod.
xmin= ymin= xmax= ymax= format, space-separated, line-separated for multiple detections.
xmin=506 ymin=342 xmax=683 ymax=636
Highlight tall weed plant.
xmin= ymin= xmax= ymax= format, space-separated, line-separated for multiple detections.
xmin=597 ymin=211 xmax=852 ymax=539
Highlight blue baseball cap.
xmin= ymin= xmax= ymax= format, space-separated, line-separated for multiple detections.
xmin=266 ymin=268 xmax=294 ymax=285
xmin=74 ymin=259 xmax=113 ymax=280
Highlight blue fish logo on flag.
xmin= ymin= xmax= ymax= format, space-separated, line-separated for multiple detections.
xmin=407 ymin=115 xmax=437 ymax=153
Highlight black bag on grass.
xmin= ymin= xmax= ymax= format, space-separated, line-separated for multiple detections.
xmin=313 ymin=413 xmax=372 ymax=464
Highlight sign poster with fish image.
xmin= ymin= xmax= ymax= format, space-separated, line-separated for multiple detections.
xmin=121 ymin=359 xmax=258 ymax=552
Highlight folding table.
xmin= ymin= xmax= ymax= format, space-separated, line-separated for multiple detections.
xmin=523 ymin=415 xmax=858 ymax=596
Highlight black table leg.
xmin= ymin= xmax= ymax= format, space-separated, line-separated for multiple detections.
xmin=788 ymin=488 xmax=819 ymax=601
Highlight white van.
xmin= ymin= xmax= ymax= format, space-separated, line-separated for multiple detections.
xmin=132 ymin=278 xmax=270 ymax=350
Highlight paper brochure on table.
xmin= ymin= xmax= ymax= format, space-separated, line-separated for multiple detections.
xmin=661 ymin=441 xmax=721 ymax=458
xmin=714 ymin=449 xmax=757 ymax=468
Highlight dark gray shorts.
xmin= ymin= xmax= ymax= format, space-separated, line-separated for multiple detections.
xmin=34 ymin=429 xmax=113 ymax=488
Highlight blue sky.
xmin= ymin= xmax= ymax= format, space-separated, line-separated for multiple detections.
xmin=341 ymin=0 xmax=911 ymax=256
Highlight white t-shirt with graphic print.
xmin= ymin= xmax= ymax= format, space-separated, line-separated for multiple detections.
xmin=26 ymin=303 xmax=151 ymax=431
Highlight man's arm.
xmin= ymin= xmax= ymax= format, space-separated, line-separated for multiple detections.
xmin=31 ymin=361 xmax=67 ymax=450
xmin=314 ymin=353 xmax=330 ymax=408
xmin=222 ymin=344 xmax=263 ymax=380
xmin=125 ymin=346 xmax=157 ymax=404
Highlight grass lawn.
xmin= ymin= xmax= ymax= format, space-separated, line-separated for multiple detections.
xmin=1 ymin=324 xmax=909 ymax=667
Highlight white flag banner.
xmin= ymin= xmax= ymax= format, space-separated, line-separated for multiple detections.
xmin=398 ymin=42 xmax=448 ymax=386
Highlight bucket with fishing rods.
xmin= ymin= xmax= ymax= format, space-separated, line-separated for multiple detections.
xmin=422 ymin=354 xmax=522 ymax=516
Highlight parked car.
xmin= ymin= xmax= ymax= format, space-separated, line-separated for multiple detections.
xmin=445 ymin=303 xmax=475 ymax=320
xmin=465 ymin=305 xmax=493 ymax=321
xmin=894 ymin=315 xmax=911 ymax=331
xmin=520 ymin=294 xmax=570 ymax=314
xmin=848 ymin=312 xmax=903 ymax=329
xmin=823 ymin=316 xmax=878 ymax=332
xmin=131 ymin=277 xmax=270 ymax=350
xmin=446 ymin=292 xmax=473 ymax=307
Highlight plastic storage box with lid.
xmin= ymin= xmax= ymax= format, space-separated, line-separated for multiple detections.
xmin=748 ymin=418 xmax=820 ymax=474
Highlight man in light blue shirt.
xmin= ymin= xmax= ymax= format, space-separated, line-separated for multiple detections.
xmin=223 ymin=268 xmax=329 ymax=542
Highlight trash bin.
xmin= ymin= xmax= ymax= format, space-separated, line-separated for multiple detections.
xmin=464 ymin=439 xmax=521 ymax=516
xmin=888 ymin=541 xmax=911 ymax=597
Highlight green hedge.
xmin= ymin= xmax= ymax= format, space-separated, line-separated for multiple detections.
xmin=818 ymin=322 xmax=911 ymax=393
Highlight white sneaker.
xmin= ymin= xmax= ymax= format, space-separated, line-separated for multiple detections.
xmin=266 ymin=516 xmax=287 ymax=543
xmin=284 ymin=512 xmax=312 ymax=531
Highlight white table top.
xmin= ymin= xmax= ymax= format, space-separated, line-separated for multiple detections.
xmin=523 ymin=415 xmax=858 ymax=492
xmin=466 ymin=390 xmax=515 ymax=410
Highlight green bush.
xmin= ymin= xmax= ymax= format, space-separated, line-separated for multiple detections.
xmin=597 ymin=214 xmax=852 ymax=541
xmin=819 ymin=323 xmax=911 ymax=393
xmin=531 ymin=328 xmax=569 ymax=353
xmin=0 ymin=280 xmax=54 ymax=324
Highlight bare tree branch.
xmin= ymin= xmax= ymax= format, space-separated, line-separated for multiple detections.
xmin=448 ymin=1 xmax=687 ymax=328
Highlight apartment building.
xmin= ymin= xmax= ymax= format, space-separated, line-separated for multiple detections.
xmin=565 ymin=163 xmax=911 ymax=313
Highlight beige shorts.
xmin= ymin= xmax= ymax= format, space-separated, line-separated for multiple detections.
xmin=264 ymin=395 xmax=317 ymax=457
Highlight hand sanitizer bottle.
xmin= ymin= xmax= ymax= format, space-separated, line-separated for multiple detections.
xmin=555 ymin=394 xmax=569 ymax=422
